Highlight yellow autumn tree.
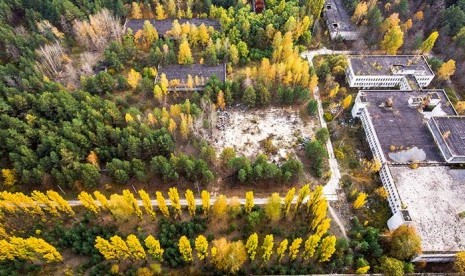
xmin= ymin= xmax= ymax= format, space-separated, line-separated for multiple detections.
xmin=437 ymin=59 xmax=456 ymax=80
xmin=217 ymin=90 xmax=226 ymax=109
xmin=353 ymin=192 xmax=367 ymax=209
xmin=156 ymin=191 xmax=170 ymax=217
xmin=420 ymin=31 xmax=439 ymax=54
xmin=244 ymin=191 xmax=254 ymax=213
xmin=356 ymin=266 xmax=370 ymax=274
xmin=245 ymin=233 xmax=259 ymax=261
xmin=155 ymin=4 xmax=166 ymax=20
xmin=179 ymin=114 xmax=190 ymax=140
xmin=108 ymin=194 xmax=134 ymax=221
xmin=261 ymin=234 xmax=274 ymax=262
xmin=1 ymin=169 xmax=17 ymax=187
xmin=454 ymin=251 xmax=465 ymax=273
xmin=381 ymin=25 xmax=404 ymax=54
xmin=211 ymin=238 xmax=247 ymax=274
xmin=110 ymin=235 xmax=131 ymax=260
xmin=87 ymin=151 xmax=99 ymax=168
xmin=283 ymin=187 xmax=296 ymax=218
xmin=46 ymin=190 xmax=75 ymax=216
xmin=31 ymin=190 xmax=60 ymax=216
xmin=212 ymin=194 xmax=228 ymax=218
xmin=303 ymin=235 xmax=320 ymax=260
xmin=276 ymin=239 xmax=288 ymax=262
xmin=127 ymin=69 xmax=141 ymax=89
xmin=145 ymin=235 xmax=164 ymax=262
xmin=264 ymin=193 xmax=282 ymax=221
xmin=178 ymin=236 xmax=193 ymax=262
xmin=288 ymin=238 xmax=303 ymax=261
xmin=131 ymin=2 xmax=142 ymax=19
xmin=78 ymin=191 xmax=99 ymax=214
xmin=201 ymin=190 xmax=211 ymax=216
xmin=185 ymin=189 xmax=196 ymax=217
xmin=95 ymin=236 xmax=116 ymax=260
xmin=138 ymin=190 xmax=155 ymax=218
xmin=94 ymin=191 xmax=109 ymax=211
xmin=5 ymin=237 xmax=62 ymax=263
xmin=295 ymin=184 xmax=310 ymax=214
xmin=318 ymin=235 xmax=336 ymax=262
xmin=126 ymin=234 xmax=146 ymax=260
xmin=195 ymin=235 xmax=209 ymax=260
xmin=342 ymin=95 xmax=353 ymax=109
xmin=178 ymin=39 xmax=193 ymax=64
xmin=123 ymin=189 xmax=142 ymax=219
xmin=352 ymin=1 xmax=368 ymax=24
xmin=168 ymin=187 xmax=182 ymax=218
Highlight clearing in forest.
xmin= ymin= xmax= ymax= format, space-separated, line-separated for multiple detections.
xmin=202 ymin=107 xmax=316 ymax=162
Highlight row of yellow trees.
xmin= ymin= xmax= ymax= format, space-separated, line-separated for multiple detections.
xmin=0 ymin=185 xmax=332 ymax=232
xmin=94 ymin=231 xmax=337 ymax=274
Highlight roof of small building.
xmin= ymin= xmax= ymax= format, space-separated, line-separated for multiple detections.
xmin=324 ymin=0 xmax=358 ymax=32
xmin=390 ymin=166 xmax=465 ymax=253
xmin=348 ymin=55 xmax=434 ymax=76
xmin=429 ymin=116 xmax=465 ymax=158
xmin=125 ymin=18 xmax=221 ymax=35
xmin=158 ymin=64 xmax=226 ymax=83
xmin=360 ymin=90 xmax=456 ymax=163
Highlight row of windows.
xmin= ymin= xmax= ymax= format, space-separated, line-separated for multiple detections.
xmin=354 ymin=77 xmax=403 ymax=82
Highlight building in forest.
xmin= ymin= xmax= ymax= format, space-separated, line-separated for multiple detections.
xmin=323 ymin=0 xmax=359 ymax=40
xmin=157 ymin=63 xmax=226 ymax=92
xmin=351 ymin=57 xmax=465 ymax=262
xmin=346 ymin=55 xmax=434 ymax=89
xmin=125 ymin=18 xmax=220 ymax=36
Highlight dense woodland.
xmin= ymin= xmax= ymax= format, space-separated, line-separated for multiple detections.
xmin=1 ymin=0 xmax=465 ymax=275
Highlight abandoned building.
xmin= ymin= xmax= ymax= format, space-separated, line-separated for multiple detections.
xmin=157 ymin=63 xmax=226 ymax=92
xmin=346 ymin=55 xmax=435 ymax=89
xmin=125 ymin=18 xmax=221 ymax=36
xmin=323 ymin=0 xmax=359 ymax=40
xmin=351 ymin=58 xmax=465 ymax=262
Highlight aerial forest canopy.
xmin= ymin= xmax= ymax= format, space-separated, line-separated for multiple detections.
xmin=0 ymin=0 xmax=323 ymax=190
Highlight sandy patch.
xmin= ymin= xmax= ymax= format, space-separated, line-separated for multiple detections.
xmin=197 ymin=107 xmax=316 ymax=163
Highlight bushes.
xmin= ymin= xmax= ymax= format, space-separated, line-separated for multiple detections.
xmin=151 ymin=154 xmax=214 ymax=184
xmin=307 ymin=100 xmax=318 ymax=116
xmin=305 ymin=140 xmax=328 ymax=178
xmin=228 ymin=154 xmax=302 ymax=184
xmin=157 ymin=218 xmax=207 ymax=268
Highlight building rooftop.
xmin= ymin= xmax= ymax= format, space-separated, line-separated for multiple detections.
xmin=159 ymin=64 xmax=226 ymax=83
xmin=390 ymin=166 xmax=465 ymax=253
xmin=348 ymin=55 xmax=434 ymax=76
xmin=429 ymin=116 xmax=465 ymax=159
xmin=361 ymin=90 xmax=456 ymax=163
xmin=324 ymin=0 xmax=358 ymax=32
xmin=125 ymin=18 xmax=221 ymax=35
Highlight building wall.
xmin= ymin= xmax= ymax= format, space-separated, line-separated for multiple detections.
xmin=345 ymin=68 xmax=434 ymax=88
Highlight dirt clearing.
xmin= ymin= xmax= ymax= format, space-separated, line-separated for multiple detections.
xmin=200 ymin=107 xmax=317 ymax=162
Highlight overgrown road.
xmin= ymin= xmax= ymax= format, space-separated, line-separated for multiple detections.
xmin=301 ymin=48 xmax=353 ymax=201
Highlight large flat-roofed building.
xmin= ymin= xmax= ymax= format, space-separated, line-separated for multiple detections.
xmin=323 ymin=0 xmax=359 ymax=40
xmin=157 ymin=64 xmax=226 ymax=91
xmin=125 ymin=18 xmax=221 ymax=36
xmin=351 ymin=90 xmax=457 ymax=164
xmin=428 ymin=116 xmax=465 ymax=163
xmin=389 ymin=166 xmax=465 ymax=262
xmin=349 ymin=55 xmax=465 ymax=262
xmin=351 ymin=89 xmax=465 ymax=262
xmin=346 ymin=55 xmax=434 ymax=89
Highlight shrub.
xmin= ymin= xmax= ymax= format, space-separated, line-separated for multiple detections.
xmin=307 ymin=100 xmax=318 ymax=116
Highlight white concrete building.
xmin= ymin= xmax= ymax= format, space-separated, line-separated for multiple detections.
xmin=346 ymin=55 xmax=434 ymax=89
xmin=323 ymin=0 xmax=359 ymax=41
xmin=351 ymin=89 xmax=465 ymax=262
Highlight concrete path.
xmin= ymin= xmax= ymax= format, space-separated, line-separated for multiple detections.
xmin=300 ymin=48 xmax=353 ymax=201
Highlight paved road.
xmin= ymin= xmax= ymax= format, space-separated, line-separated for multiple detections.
xmin=301 ymin=48 xmax=353 ymax=201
